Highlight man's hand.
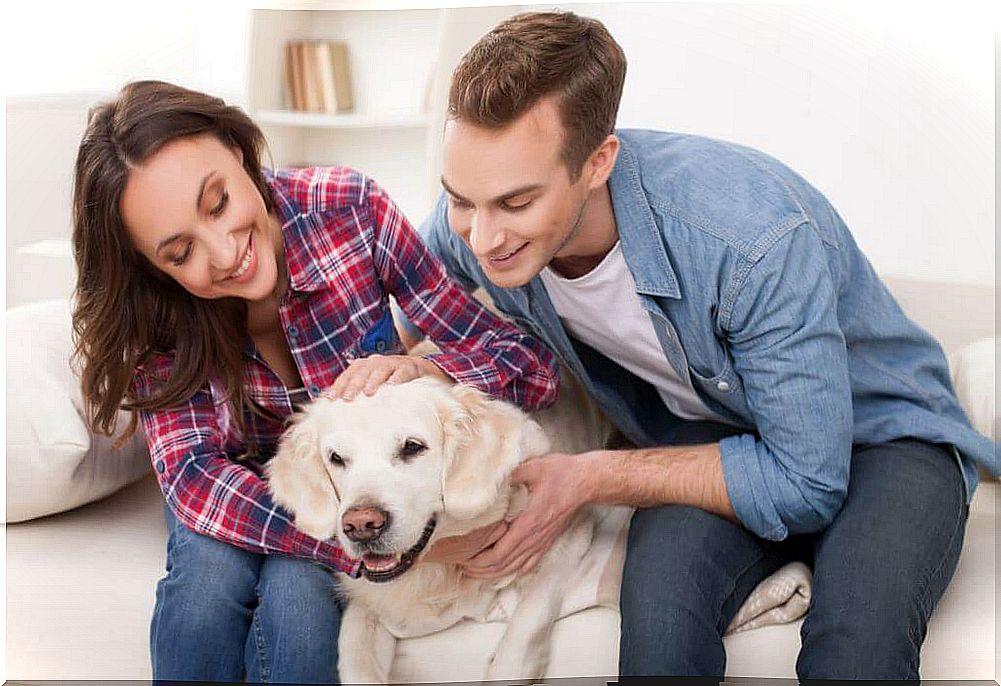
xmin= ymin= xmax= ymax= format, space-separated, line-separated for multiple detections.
xmin=323 ymin=354 xmax=450 ymax=401
xmin=422 ymin=522 xmax=509 ymax=565
xmin=461 ymin=451 xmax=598 ymax=579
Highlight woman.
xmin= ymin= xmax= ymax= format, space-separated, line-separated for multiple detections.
xmin=71 ymin=80 xmax=558 ymax=682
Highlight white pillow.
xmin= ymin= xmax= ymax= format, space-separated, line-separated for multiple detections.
xmin=6 ymin=299 xmax=151 ymax=523
xmin=949 ymin=336 xmax=997 ymax=443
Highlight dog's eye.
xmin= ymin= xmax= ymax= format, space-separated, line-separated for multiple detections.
xmin=328 ymin=450 xmax=345 ymax=466
xmin=399 ymin=439 xmax=427 ymax=460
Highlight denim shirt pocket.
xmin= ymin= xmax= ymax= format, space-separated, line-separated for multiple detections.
xmin=687 ymin=353 xmax=750 ymax=420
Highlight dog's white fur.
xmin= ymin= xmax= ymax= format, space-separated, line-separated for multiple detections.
xmin=266 ymin=372 xmax=613 ymax=683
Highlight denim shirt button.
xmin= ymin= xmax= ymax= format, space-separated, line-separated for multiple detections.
xmin=375 ymin=340 xmax=386 ymax=353
xmin=716 ymin=380 xmax=731 ymax=393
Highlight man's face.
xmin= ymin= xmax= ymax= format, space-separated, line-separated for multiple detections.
xmin=441 ymin=98 xmax=590 ymax=288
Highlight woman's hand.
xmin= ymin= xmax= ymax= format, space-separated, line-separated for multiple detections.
xmin=323 ymin=354 xmax=450 ymax=401
xmin=422 ymin=522 xmax=509 ymax=566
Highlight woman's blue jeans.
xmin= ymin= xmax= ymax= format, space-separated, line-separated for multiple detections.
xmin=151 ymin=504 xmax=343 ymax=683
xmin=619 ymin=421 xmax=970 ymax=682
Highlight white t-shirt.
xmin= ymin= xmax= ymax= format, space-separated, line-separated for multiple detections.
xmin=540 ymin=241 xmax=727 ymax=423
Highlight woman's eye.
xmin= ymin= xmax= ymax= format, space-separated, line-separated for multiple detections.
xmin=171 ymin=243 xmax=192 ymax=267
xmin=211 ymin=190 xmax=229 ymax=217
xmin=449 ymin=197 xmax=473 ymax=211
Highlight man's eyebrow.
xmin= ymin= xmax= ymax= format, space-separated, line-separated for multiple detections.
xmin=440 ymin=177 xmax=543 ymax=205
xmin=154 ymin=171 xmax=216 ymax=255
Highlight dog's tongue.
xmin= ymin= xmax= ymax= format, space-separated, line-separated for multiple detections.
xmin=362 ymin=553 xmax=400 ymax=572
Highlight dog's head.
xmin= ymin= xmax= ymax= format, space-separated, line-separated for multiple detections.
xmin=265 ymin=377 xmax=549 ymax=582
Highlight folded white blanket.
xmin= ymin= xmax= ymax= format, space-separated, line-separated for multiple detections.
xmin=485 ymin=506 xmax=813 ymax=635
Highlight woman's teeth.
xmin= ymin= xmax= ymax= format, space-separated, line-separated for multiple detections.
xmin=229 ymin=244 xmax=253 ymax=279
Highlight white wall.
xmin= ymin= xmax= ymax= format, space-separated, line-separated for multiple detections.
xmin=5 ymin=2 xmax=252 ymax=306
xmin=5 ymin=1 xmax=996 ymax=309
xmin=575 ymin=2 xmax=995 ymax=287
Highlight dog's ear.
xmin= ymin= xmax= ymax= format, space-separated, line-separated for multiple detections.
xmin=438 ymin=384 xmax=550 ymax=520
xmin=265 ymin=414 xmax=341 ymax=540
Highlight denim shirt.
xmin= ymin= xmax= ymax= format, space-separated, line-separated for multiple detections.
xmin=419 ymin=129 xmax=999 ymax=541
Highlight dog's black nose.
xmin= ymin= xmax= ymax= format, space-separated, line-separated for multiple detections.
xmin=342 ymin=506 xmax=389 ymax=542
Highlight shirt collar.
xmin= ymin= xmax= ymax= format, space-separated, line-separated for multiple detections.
xmin=608 ymin=135 xmax=682 ymax=300
xmin=265 ymin=169 xmax=335 ymax=294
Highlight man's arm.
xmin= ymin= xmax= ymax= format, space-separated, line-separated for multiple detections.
xmin=464 ymin=222 xmax=853 ymax=577
xmin=586 ymin=444 xmax=736 ymax=520
xmin=460 ymin=444 xmax=734 ymax=579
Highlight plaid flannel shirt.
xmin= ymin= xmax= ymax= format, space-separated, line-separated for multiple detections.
xmin=131 ymin=166 xmax=559 ymax=576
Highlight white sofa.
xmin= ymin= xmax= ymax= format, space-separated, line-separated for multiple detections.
xmin=5 ymin=277 xmax=998 ymax=682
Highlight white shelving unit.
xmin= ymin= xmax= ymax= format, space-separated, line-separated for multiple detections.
xmin=246 ymin=4 xmax=531 ymax=224
xmin=246 ymin=7 xmax=447 ymax=222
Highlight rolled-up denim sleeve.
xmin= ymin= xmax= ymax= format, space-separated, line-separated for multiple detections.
xmin=719 ymin=223 xmax=852 ymax=540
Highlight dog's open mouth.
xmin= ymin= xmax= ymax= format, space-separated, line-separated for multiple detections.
xmin=361 ymin=517 xmax=437 ymax=583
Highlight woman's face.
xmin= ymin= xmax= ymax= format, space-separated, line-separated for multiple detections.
xmin=120 ymin=133 xmax=282 ymax=302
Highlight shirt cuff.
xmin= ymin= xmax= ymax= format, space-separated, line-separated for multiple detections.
xmin=719 ymin=433 xmax=789 ymax=541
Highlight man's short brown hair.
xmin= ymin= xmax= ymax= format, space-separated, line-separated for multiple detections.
xmin=448 ymin=11 xmax=627 ymax=179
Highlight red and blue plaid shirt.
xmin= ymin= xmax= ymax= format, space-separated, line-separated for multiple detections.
xmin=131 ymin=166 xmax=559 ymax=576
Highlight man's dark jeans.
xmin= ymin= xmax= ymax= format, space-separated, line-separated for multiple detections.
xmin=618 ymin=421 xmax=969 ymax=682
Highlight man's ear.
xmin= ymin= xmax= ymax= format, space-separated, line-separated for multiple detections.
xmin=438 ymin=384 xmax=550 ymax=521
xmin=265 ymin=414 xmax=341 ymax=540
xmin=585 ymin=134 xmax=620 ymax=190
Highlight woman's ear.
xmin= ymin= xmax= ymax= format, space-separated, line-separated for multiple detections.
xmin=438 ymin=384 xmax=550 ymax=521
xmin=265 ymin=415 xmax=341 ymax=540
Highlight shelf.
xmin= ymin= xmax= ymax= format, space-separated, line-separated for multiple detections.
xmin=255 ymin=109 xmax=430 ymax=130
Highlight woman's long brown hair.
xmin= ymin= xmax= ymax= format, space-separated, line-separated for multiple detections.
xmin=72 ymin=80 xmax=276 ymax=445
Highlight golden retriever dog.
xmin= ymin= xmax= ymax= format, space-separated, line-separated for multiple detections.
xmin=266 ymin=370 xmax=613 ymax=683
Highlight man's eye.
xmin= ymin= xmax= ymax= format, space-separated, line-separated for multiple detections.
xmin=171 ymin=243 xmax=192 ymax=266
xmin=211 ymin=190 xmax=229 ymax=217
xmin=449 ymin=197 xmax=473 ymax=210
xmin=503 ymin=199 xmax=532 ymax=211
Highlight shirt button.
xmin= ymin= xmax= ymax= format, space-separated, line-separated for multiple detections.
xmin=716 ymin=380 xmax=731 ymax=393
xmin=309 ymin=385 xmax=320 ymax=396
xmin=287 ymin=325 xmax=299 ymax=338
xmin=375 ymin=340 xmax=386 ymax=353
xmin=155 ymin=461 xmax=165 ymax=474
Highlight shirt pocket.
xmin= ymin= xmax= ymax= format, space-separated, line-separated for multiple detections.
xmin=687 ymin=351 xmax=749 ymax=418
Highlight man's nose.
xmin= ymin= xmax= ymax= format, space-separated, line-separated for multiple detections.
xmin=468 ymin=212 xmax=506 ymax=258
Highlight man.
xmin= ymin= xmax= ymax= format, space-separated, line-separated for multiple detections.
xmin=408 ymin=10 xmax=998 ymax=681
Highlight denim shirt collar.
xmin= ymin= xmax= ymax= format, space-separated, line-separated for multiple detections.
xmin=608 ymin=138 xmax=682 ymax=300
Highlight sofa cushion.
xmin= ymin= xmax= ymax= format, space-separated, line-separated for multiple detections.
xmin=949 ymin=336 xmax=997 ymax=443
xmin=5 ymin=299 xmax=150 ymax=522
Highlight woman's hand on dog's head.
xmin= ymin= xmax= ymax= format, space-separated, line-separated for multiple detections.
xmin=323 ymin=354 xmax=453 ymax=401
